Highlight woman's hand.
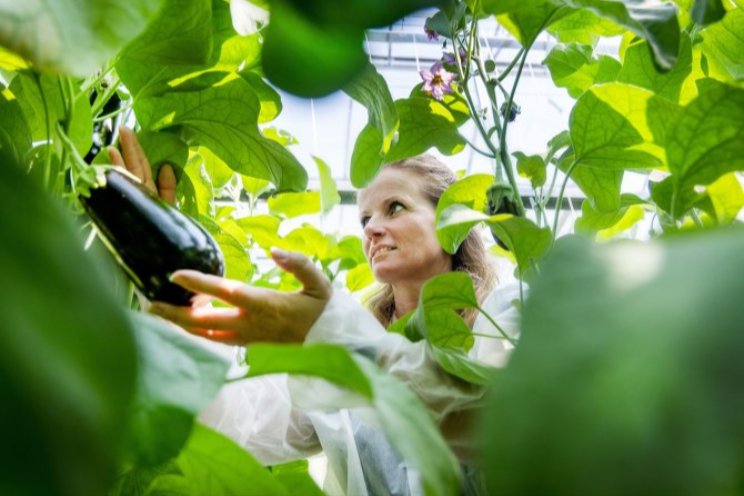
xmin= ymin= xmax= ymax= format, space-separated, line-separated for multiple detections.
xmin=149 ymin=248 xmax=333 ymax=346
xmin=108 ymin=126 xmax=177 ymax=205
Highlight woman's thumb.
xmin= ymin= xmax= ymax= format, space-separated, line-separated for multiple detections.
xmin=270 ymin=248 xmax=331 ymax=299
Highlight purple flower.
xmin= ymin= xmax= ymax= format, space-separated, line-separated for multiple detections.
xmin=419 ymin=62 xmax=456 ymax=101
xmin=424 ymin=17 xmax=439 ymax=41
xmin=442 ymin=48 xmax=468 ymax=66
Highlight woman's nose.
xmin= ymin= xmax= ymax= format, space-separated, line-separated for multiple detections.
xmin=363 ymin=217 xmax=385 ymax=239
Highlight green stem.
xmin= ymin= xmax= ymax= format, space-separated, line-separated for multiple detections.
xmin=495 ymin=48 xmax=525 ymax=83
xmin=551 ymin=159 xmax=579 ymax=237
xmin=463 ymin=137 xmax=495 ymax=158
xmin=91 ymin=76 xmax=121 ymax=116
xmin=475 ymin=304 xmax=517 ymax=346
xmin=93 ymin=102 xmax=132 ymax=123
xmin=80 ymin=65 xmax=114 ymax=95
xmin=34 ymin=73 xmax=53 ymax=191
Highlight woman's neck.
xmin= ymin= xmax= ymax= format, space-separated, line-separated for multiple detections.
xmin=391 ymin=282 xmax=422 ymax=320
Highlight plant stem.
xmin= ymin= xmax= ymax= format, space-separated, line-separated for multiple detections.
xmin=91 ymin=76 xmax=121 ymax=116
xmin=476 ymin=304 xmax=517 ymax=345
xmin=551 ymin=159 xmax=579 ymax=237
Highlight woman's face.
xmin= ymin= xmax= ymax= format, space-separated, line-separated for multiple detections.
xmin=357 ymin=167 xmax=452 ymax=286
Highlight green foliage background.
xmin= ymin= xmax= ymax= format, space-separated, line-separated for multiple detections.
xmin=0 ymin=0 xmax=742 ymax=494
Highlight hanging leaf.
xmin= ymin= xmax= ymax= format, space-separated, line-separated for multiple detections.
xmin=385 ymin=97 xmax=466 ymax=162
xmin=313 ymin=155 xmax=341 ymax=214
xmin=126 ymin=313 xmax=229 ymax=466
xmin=268 ymin=191 xmax=322 ymax=218
xmin=547 ymin=9 xmax=626 ymax=45
xmin=544 ymin=43 xmax=621 ymax=98
xmin=700 ymin=6 xmax=744 ymax=80
xmin=514 ymin=152 xmax=547 ymax=188
xmin=0 ymin=87 xmax=32 ymax=166
xmin=691 ymin=0 xmax=727 ymax=27
xmin=350 ymin=123 xmax=386 ymax=188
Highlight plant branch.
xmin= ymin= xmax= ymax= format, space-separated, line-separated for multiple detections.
xmin=475 ymin=304 xmax=517 ymax=346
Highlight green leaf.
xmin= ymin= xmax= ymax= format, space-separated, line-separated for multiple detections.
xmin=492 ymin=2 xmax=568 ymax=47
xmin=701 ymin=7 xmax=744 ymax=80
xmin=567 ymin=0 xmax=680 ymax=70
xmin=246 ymin=343 xmax=374 ymax=399
xmin=412 ymin=307 xmax=475 ymax=350
xmin=236 ymin=214 xmax=282 ymax=249
xmin=436 ymin=173 xmax=493 ymax=218
xmin=568 ymin=86 xmax=661 ymax=211
xmin=344 ymin=62 xmax=398 ymax=150
xmin=268 ymin=191 xmax=322 ymax=218
xmin=0 ymin=158 xmax=137 ymax=495
xmin=430 ymin=347 xmax=499 ymax=385
xmin=156 ymin=423 xmax=289 ymax=495
xmin=270 ymin=460 xmax=325 ymax=496
xmin=617 ymin=34 xmax=693 ymax=102
xmin=345 ymin=262 xmax=375 ymax=292
xmin=575 ymin=194 xmax=646 ymax=239
xmin=279 ymin=225 xmax=336 ymax=260
xmin=262 ymin=2 xmax=367 ymax=97
xmin=241 ymin=175 xmax=273 ymax=198
xmin=692 ymin=0 xmax=727 ymax=26
xmin=437 ymin=203 xmax=494 ymax=255
xmin=313 ymin=155 xmax=341 ymax=214
xmin=135 ymin=77 xmax=307 ymax=192
xmin=664 ymin=79 xmax=744 ymax=217
xmin=486 ymin=216 xmax=553 ymax=276
xmin=706 ymin=172 xmax=744 ymax=223
xmin=10 ymin=71 xmax=93 ymax=156
xmin=0 ymin=46 xmax=29 ymax=71
xmin=214 ymin=228 xmax=253 ymax=283
xmin=240 ymin=70 xmax=283 ymax=124
xmin=481 ymin=229 xmax=744 ymax=496
xmin=544 ymin=43 xmax=621 ymax=98
xmin=127 ymin=313 xmax=230 ymax=466
xmin=115 ymin=0 xmax=221 ymax=97
xmin=0 ymin=0 xmax=166 ymax=76
xmin=178 ymin=155 xmax=213 ymax=217
xmin=514 ymin=152 xmax=547 ymax=188
xmin=137 ymin=131 xmax=190 ymax=172
xmin=385 ymin=97 xmax=466 ymax=163
xmin=547 ymin=9 xmax=626 ymax=45
xmin=421 ymin=271 xmax=479 ymax=310
xmin=350 ymin=123 xmax=385 ymax=188
xmin=0 ymin=87 xmax=32 ymax=166
xmin=197 ymin=146 xmax=235 ymax=190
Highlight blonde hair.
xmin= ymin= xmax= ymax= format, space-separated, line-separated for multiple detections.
xmin=363 ymin=155 xmax=496 ymax=328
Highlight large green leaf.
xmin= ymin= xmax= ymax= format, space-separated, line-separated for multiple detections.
xmin=270 ymin=460 xmax=325 ymax=496
xmin=0 ymin=158 xmax=137 ymax=495
xmin=126 ymin=313 xmax=230 ymax=466
xmin=116 ymin=0 xmax=213 ymax=96
xmin=268 ymin=191 xmax=322 ymax=218
xmin=700 ymin=6 xmax=744 ymax=80
xmin=135 ymin=77 xmax=307 ymax=192
xmin=544 ymin=43 xmax=621 ymax=98
xmin=385 ymin=97 xmax=466 ymax=162
xmin=344 ymin=62 xmax=398 ymax=150
xmin=240 ymin=70 xmax=283 ymax=124
xmin=147 ymin=423 xmax=290 ymax=495
xmin=691 ymin=0 xmax=727 ymax=26
xmin=409 ymin=307 xmax=475 ymax=350
xmin=137 ymin=131 xmax=190 ymax=172
xmin=617 ymin=34 xmax=693 ymax=102
xmin=547 ymin=9 xmax=626 ymax=45
xmin=236 ymin=214 xmax=282 ymax=250
xmin=420 ymin=271 xmax=480 ymax=309
xmin=487 ymin=0 xmax=680 ymax=69
xmin=663 ymin=78 xmax=744 ymax=217
xmin=568 ymin=85 xmax=661 ymax=211
xmin=0 ymin=0 xmax=165 ymax=76
xmin=514 ymin=152 xmax=547 ymax=188
xmin=436 ymin=204 xmax=494 ymax=255
xmin=246 ymin=343 xmax=374 ymax=399
xmin=481 ymin=229 xmax=744 ymax=496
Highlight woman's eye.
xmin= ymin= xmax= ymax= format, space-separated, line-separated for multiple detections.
xmin=360 ymin=216 xmax=370 ymax=228
xmin=389 ymin=201 xmax=405 ymax=215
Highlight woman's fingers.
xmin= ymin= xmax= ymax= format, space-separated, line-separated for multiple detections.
xmin=183 ymin=327 xmax=242 ymax=345
xmin=169 ymin=270 xmax=257 ymax=308
xmin=118 ymin=126 xmax=155 ymax=192
xmin=270 ymin=248 xmax=331 ymax=300
xmin=157 ymin=164 xmax=177 ymax=206
xmin=108 ymin=146 xmax=125 ymax=168
xmin=149 ymin=302 xmax=246 ymax=330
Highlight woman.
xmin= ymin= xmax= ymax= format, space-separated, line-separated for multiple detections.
xmin=111 ymin=128 xmax=521 ymax=495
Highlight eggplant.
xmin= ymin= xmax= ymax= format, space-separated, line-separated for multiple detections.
xmin=80 ymin=168 xmax=224 ymax=305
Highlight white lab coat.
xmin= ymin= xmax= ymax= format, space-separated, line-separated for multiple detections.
xmin=199 ymin=282 xmax=522 ymax=495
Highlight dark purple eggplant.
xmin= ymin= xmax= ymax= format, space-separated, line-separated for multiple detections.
xmin=80 ymin=169 xmax=224 ymax=305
